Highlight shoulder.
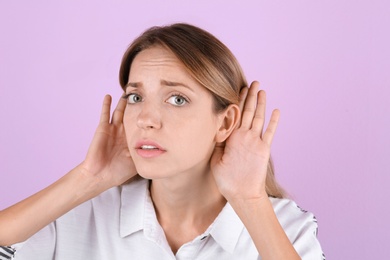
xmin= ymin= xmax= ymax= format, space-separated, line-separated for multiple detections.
xmin=11 ymin=179 xmax=150 ymax=259
xmin=270 ymin=197 xmax=325 ymax=259
xmin=61 ymin=177 xmax=148 ymax=221
xmin=270 ymin=197 xmax=319 ymax=238
xmin=270 ymin=197 xmax=318 ymax=230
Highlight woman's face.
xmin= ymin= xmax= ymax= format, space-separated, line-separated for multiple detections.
xmin=123 ymin=46 xmax=223 ymax=180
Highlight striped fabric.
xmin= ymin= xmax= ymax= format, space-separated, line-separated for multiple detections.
xmin=0 ymin=246 xmax=15 ymax=260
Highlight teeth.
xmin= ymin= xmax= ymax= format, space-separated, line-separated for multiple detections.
xmin=141 ymin=145 xmax=157 ymax=150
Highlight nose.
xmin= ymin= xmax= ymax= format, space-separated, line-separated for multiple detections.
xmin=136 ymin=101 xmax=162 ymax=130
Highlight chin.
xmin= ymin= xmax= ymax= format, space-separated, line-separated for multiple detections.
xmin=135 ymin=165 xmax=169 ymax=180
xmin=137 ymin=171 xmax=156 ymax=180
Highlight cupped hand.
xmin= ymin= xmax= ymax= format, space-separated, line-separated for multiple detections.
xmin=211 ymin=81 xmax=280 ymax=203
xmin=82 ymin=95 xmax=137 ymax=189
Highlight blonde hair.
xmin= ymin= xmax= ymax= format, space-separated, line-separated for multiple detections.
xmin=119 ymin=23 xmax=286 ymax=198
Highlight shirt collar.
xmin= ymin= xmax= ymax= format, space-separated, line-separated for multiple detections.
xmin=120 ymin=178 xmax=149 ymax=238
xmin=119 ymin=178 xmax=245 ymax=254
xmin=209 ymin=202 xmax=244 ymax=254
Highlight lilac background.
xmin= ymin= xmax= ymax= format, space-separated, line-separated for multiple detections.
xmin=1 ymin=1 xmax=389 ymax=259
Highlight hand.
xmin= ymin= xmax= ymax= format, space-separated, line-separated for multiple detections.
xmin=82 ymin=95 xmax=137 ymax=189
xmin=211 ymin=81 xmax=280 ymax=203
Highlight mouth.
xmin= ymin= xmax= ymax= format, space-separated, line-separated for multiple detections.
xmin=135 ymin=141 xmax=166 ymax=158
xmin=140 ymin=145 xmax=158 ymax=150
xmin=140 ymin=145 xmax=160 ymax=150
xmin=135 ymin=141 xmax=166 ymax=150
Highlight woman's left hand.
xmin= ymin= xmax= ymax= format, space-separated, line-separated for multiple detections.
xmin=210 ymin=81 xmax=280 ymax=203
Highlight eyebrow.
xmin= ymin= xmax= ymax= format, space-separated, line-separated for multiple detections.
xmin=125 ymin=80 xmax=194 ymax=92
xmin=161 ymin=80 xmax=194 ymax=92
xmin=125 ymin=82 xmax=140 ymax=89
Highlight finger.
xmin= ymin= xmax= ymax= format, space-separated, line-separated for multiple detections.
xmin=111 ymin=96 xmax=127 ymax=125
xmin=262 ymin=109 xmax=280 ymax=146
xmin=241 ymin=81 xmax=260 ymax=129
xmin=238 ymin=87 xmax=248 ymax=127
xmin=100 ymin=95 xmax=112 ymax=124
xmin=251 ymin=90 xmax=266 ymax=134
xmin=238 ymin=87 xmax=248 ymax=114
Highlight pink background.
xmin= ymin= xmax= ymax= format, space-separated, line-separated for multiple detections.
xmin=1 ymin=1 xmax=389 ymax=259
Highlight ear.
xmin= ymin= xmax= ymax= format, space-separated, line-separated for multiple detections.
xmin=215 ymin=104 xmax=240 ymax=143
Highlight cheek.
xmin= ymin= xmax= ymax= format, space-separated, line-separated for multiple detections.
xmin=123 ymin=107 xmax=136 ymax=130
xmin=123 ymin=110 xmax=137 ymax=147
xmin=122 ymin=118 xmax=131 ymax=137
xmin=175 ymin=119 xmax=218 ymax=152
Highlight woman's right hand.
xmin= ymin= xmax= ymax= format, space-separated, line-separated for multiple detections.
xmin=81 ymin=95 xmax=137 ymax=190
xmin=0 ymin=95 xmax=137 ymax=246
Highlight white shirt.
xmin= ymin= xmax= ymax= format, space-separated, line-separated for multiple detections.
xmin=10 ymin=178 xmax=324 ymax=259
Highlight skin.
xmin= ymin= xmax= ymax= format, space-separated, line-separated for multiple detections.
xmin=0 ymin=46 xmax=299 ymax=259
xmin=123 ymin=46 xmax=230 ymax=180
xmin=122 ymin=46 xmax=239 ymax=252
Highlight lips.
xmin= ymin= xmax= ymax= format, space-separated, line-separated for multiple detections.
xmin=140 ymin=145 xmax=159 ymax=150
xmin=135 ymin=140 xmax=166 ymax=158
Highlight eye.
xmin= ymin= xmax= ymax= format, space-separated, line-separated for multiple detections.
xmin=166 ymin=95 xmax=188 ymax=106
xmin=125 ymin=93 xmax=142 ymax=104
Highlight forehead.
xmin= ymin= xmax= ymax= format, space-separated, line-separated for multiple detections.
xmin=127 ymin=46 xmax=208 ymax=95
xmin=129 ymin=46 xmax=187 ymax=75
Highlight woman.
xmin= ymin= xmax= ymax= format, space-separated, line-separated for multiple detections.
xmin=0 ymin=23 xmax=324 ymax=259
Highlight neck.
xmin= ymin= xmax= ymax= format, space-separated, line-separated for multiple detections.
xmin=150 ymin=168 xmax=225 ymax=224
xmin=149 ymin=166 xmax=226 ymax=253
